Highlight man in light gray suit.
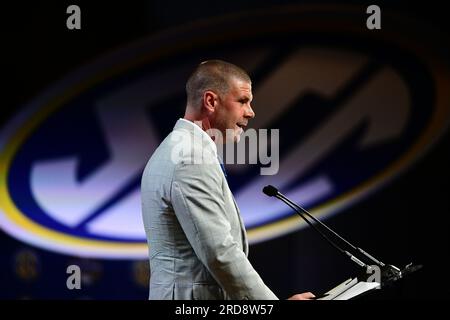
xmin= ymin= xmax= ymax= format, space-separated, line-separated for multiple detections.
xmin=141 ymin=60 xmax=314 ymax=300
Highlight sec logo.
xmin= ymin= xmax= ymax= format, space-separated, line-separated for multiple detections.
xmin=1 ymin=6 xmax=449 ymax=258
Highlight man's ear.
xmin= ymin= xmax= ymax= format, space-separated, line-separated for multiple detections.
xmin=203 ymin=91 xmax=217 ymax=114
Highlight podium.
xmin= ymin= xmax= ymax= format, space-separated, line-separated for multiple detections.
xmin=317 ymin=263 xmax=423 ymax=300
xmin=317 ymin=277 xmax=380 ymax=300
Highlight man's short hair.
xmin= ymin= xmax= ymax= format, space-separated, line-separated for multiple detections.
xmin=185 ymin=60 xmax=251 ymax=107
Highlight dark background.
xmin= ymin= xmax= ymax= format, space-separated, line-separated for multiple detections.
xmin=1 ymin=0 xmax=449 ymax=299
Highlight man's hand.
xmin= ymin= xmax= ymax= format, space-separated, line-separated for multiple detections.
xmin=287 ymin=292 xmax=316 ymax=300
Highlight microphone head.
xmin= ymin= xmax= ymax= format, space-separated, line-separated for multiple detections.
xmin=262 ymin=185 xmax=279 ymax=197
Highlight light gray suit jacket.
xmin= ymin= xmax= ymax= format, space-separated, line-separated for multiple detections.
xmin=141 ymin=119 xmax=278 ymax=300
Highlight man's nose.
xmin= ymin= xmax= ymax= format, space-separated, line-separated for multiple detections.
xmin=245 ymin=104 xmax=255 ymax=119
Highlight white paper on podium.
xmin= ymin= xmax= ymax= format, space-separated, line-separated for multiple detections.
xmin=334 ymin=281 xmax=380 ymax=300
xmin=317 ymin=278 xmax=380 ymax=300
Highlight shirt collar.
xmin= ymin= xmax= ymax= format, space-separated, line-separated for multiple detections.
xmin=177 ymin=118 xmax=218 ymax=156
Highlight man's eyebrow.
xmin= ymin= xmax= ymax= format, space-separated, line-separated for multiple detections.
xmin=239 ymin=95 xmax=252 ymax=102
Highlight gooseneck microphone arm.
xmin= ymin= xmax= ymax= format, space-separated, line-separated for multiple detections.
xmin=262 ymin=185 xmax=404 ymax=274
xmin=277 ymin=192 xmax=369 ymax=270
xmin=276 ymin=188 xmax=385 ymax=268
xmin=263 ymin=185 xmax=420 ymax=285
xmin=263 ymin=185 xmax=369 ymax=270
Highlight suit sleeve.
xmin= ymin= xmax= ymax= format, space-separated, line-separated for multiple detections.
xmin=171 ymin=161 xmax=278 ymax=300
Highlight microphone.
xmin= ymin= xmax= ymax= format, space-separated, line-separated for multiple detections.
xmin=263 ymin=185 xmax=406 ymax=284
xmin=262 ymin=185 xmax=278 ymax=197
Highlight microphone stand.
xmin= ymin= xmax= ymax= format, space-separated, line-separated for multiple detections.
xmin=263 ymin=185 xmax=420 ymax=287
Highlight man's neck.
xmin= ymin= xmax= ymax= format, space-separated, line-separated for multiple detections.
xmin=182 ymin=116 xmax=220 ymax=144
xmin=183 ymin=114 xmax=208 ymax=131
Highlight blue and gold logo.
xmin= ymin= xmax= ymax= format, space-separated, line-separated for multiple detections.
xmin=1 ymin=6 xmax=449 ymax=258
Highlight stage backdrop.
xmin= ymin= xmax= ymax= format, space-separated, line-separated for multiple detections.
xmin=1 ymin=1 xmax=449 ymax=299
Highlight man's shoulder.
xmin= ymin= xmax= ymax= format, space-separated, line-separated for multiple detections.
xmin=144 ymin=129 xmax=216 ymax=167
xmin=165 ymin=127 xmax=217 ymax=161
